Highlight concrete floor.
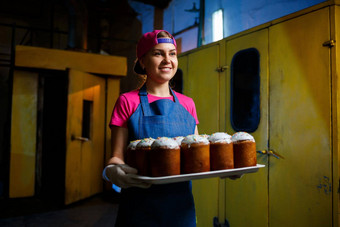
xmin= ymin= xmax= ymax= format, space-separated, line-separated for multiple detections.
xmin=0 ymin=192 xmax=119 ymax=227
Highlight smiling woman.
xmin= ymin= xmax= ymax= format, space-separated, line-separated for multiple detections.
xmin=102 ymin=30 xmax=200 ymax=227
xmin=140 ymin=43 xmax=178 ymax=89
xmin=134 ymin=30 xmax=176 ymax=75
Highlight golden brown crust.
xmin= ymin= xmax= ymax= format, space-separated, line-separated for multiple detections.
xmin=233 ymin=141 xmax=257 ymax=168
xmin=149 ymin=148 xmax=180 ymax=177
xmin=181 ymin=143 xmax=210 ymax=173
xmin=210 ymin=142 xmax=234 ymax=170
xmin=127 ymin=147 xmax=150 ymax=176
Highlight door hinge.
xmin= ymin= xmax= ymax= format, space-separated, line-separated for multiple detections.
xmin=322 ymin=39 xmax=336 ymax=48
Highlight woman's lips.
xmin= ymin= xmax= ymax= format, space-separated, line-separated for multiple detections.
xmin=159 ymin=67 xmax=172 ymax=72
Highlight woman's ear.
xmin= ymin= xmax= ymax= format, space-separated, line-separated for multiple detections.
xmin=139 ymin=57 xmax=146 ymax=70
xmin=139 ymin=61 xmax=144 ymax=70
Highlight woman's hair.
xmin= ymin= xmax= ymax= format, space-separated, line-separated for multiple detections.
xmin=157 ymin=31 xmax=173 ymax=39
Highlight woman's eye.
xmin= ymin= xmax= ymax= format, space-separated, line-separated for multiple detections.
xmin=154 ymin=52 xmax=161 ymax=56
xmin=170 ymin=52 xmax=177 ymax=56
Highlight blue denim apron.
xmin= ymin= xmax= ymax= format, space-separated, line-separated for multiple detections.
xmin=115 ymin=84 xmax=197 ymax=227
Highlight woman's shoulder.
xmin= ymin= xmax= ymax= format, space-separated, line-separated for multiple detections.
xmin=173 ymin=91 xmax=194 ymax=103
xmin=120 ymin=89 xmax=139 ymax=100
xmin=173 ymin=91 xmax=196 ymax=108
xmin=115 ymin=89 xmax=140 ymax=109
xmin=118 ymin=89 xmax=141 ymax=103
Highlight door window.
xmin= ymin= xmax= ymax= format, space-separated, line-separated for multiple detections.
xmin=82 ymin=100 xmax=93 ymax=139
xmin=231 ymin=48 xmax=260 ymax=132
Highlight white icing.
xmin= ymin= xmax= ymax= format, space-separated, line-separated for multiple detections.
xmin=209 ymin=132 xmax=232 ymax=143
xmin=136 ymin=138 xmax=155 ymax=148
xmin=200 ymin=134 xmax=210 ymax=138
xmin=127 ymin=140 xmax=141 ymax=150
xmin=151 ymin=137 xmax=180 ymax=149
xmin=173 ymin=136 xmax=184 ymax=145
xmin=181 ymin=134 xmax=210 ymax=145
xmin=231 ymin=132 xmax=255 ymax=142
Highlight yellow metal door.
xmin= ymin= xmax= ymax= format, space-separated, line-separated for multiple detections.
xmin=269 ymin=8 xmax=332 ymax=226
xmin=65 ymin=69 xmax=106 ymax=205
xmin=9 ymin=71 xmax=38 ymax=198
xmin=224 ymin=29 xmax=269 ymax=226
xmin=179 ymin=43 xmax=221 ymax=227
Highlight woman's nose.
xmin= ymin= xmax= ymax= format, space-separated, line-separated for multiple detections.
xmin=162 ymin=55 xmax=171 ymax=63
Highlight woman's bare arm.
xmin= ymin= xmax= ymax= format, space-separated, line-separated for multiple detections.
xmin=107 ymin=126 xmax=129 ymax=165
xmin=194 ymin=125 xmax=199 ymax=135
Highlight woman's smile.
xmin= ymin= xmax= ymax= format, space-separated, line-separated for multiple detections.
xmin=159 ymin=66 xmax=172 ymax=72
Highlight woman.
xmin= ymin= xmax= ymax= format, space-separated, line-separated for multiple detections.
xmin=103 ymin=30 xmax=199 ymax=227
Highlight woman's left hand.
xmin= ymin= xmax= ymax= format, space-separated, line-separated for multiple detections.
xmin=104 ymin=164 xmax=151 ymax=189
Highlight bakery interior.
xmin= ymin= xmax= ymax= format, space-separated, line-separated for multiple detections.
xmin=0 ymin=0 xmax=339 ymax=226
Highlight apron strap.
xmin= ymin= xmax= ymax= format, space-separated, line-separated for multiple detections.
xmin=139 ymin=84 xmax=152 ymax=116
xmin=169 ymin=87 xmax=179 ymax=103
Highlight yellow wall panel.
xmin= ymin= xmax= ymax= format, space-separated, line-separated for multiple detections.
xmin=104 ymin=79 xmax=121 ymax=191
xmin=105 ymin=79 xmax=121 ymax=164
xmin=65 ymin=70 xmax=83 ymax=205
xmin=10 ymin=70 xmax=38 ymax=198
xmin=81 ymin=74 xmax=105 ymax=198
xmin=187 ymin=44 xmax=220 ymax=135
xmin=65 ymin=69 xmax=106 ymax=204
xmin=334 ymin=5 xmax=340 ymax=227
xmin=15 ymin=45 xmax=127 ymax=76
xmin=181 ymin=44 xmax=220 ymax=227
xmin=269 ymin=8 xmax=331 ymax=226
xmin=224 ymin=28 xmax=269 ymax=227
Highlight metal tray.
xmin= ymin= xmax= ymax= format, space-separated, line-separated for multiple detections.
xmin=130 ymin=164 xmax=265 ymax=184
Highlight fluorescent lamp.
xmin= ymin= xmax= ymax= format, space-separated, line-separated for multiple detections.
xmin=212 ymin=9 xmax=223 ymax=42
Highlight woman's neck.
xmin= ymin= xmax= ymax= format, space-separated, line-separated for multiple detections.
xmin=145 ymin=80 xmax=171 ymax=97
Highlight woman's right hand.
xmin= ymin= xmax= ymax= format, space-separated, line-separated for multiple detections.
xmin=104 ymin=164 xmax=151 ymax=189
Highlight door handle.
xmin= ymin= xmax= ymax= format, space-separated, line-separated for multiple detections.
xmin=257 ymin=150 xmax=283 ymax=159
xmin=216 ymin=65 xmax=229 ymax=72
xmin=71 ymin=135 xmax=89 ymax=142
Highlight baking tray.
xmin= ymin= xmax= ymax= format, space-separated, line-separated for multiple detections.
xmin=130 ymin=164 xmax=265 ymax=184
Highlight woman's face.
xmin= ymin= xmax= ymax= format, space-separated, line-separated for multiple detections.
xmin=140 ymin=43 xmax=178 ymax=84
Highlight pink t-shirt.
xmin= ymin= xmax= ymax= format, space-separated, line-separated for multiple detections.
xmin=110 ymin=89 xmax=199 ymax=128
